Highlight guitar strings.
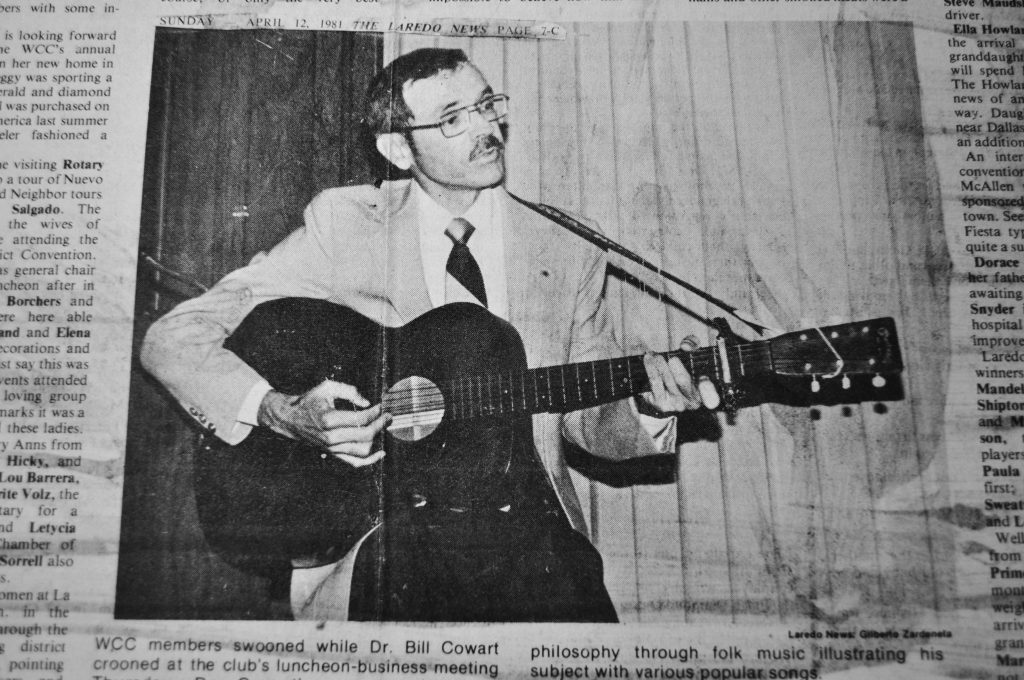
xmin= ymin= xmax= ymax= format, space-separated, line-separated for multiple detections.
xmin=377 ymin=349 xmax=781 ymax=417
xmin=378 ymin=343 xmax=777 ymax=400
xmin=377 ymin=347 xmax=778 ymax=400
xmin=379 ymin=354 xmax=778 ymax=403
xmin=375 ymin=328 xmax=864 ymax=417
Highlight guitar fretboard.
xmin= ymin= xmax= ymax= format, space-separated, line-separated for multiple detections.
xmin=438 ymin=342 xmax=775 ymax=420
xmin=377 ymin=316 xmax=900 ymax=421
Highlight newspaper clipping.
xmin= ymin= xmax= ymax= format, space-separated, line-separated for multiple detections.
xmin=0 ymin=0 xmax=1020 ymax=676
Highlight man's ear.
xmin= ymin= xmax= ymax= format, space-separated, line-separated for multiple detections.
xmin=375 ymin=133 xmax=414 ymax=171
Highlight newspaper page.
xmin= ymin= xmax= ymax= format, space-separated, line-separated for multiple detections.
xmin=0 ymin=0 xmax=1019 ymax=676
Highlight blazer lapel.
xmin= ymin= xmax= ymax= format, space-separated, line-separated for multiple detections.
xmin=502 ymin=189 xmax=569 ymax=364
xmin=379 ymin=181 xmax=433 ymax=324
xmin=503 ymin=190 xmax=548 ymax=339
xmin=500 ymin=189 xmax=591 ymax=534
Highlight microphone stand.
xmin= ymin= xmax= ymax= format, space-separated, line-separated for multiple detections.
xmin=510 ymin=194 xmax=768 ymax=338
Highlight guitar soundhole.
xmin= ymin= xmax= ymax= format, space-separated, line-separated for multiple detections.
xmin=386 ymin=375 xmax=445 ymax=442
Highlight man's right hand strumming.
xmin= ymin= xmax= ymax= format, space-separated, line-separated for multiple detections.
xmin=257 ymin=381 xmax=391 ymax=467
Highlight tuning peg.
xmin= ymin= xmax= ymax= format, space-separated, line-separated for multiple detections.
xmin=872 ymin=374 xmax=886 ymax=388
xmin=811 ymin=376 xmax=821 ymax=393
xmin=842 ymin=375 xmax=851 ymax=390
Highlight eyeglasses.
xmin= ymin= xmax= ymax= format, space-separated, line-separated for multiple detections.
xmin=397 ymin=94 xmax=510 ymax=138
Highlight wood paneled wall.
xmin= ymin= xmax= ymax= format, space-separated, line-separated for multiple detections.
xmin=393 ymin=23 xmax=952 ymax=623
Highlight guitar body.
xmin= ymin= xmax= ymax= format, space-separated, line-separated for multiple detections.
xmin=193 ymin=297 xmax=904 ymax=614
xmin=193 ymin=299 xmax=542 ymax=577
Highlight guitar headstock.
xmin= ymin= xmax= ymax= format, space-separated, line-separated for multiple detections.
xmin=769 ymin=318 xmax=903 ymax=380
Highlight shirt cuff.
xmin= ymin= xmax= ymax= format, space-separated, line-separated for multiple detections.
xmin=632 ymin=398 xmax=677 ymax=453
xmin=230 ymin=378 xmax=272 ymax=443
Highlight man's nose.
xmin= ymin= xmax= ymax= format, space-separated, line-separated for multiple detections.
xmin=467 ymin=107 xmax=496 ymax=135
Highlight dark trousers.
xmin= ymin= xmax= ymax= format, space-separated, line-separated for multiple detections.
xmin=348 ymin=509 xmax=618 ymax=622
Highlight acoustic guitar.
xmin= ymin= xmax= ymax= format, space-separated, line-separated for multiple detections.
xmin=193 ymin=298 xmax=903 ymax=577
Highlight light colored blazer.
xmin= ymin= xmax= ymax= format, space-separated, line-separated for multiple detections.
xmin=141 ymin=179 xmax=665 ymax=534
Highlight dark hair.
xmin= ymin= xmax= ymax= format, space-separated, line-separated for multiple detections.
xmin=364 ymin=48 xmax=470 ymax=136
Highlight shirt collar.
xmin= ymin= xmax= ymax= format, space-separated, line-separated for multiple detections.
xmin=413 ymin=182 xmax=497 ymax=236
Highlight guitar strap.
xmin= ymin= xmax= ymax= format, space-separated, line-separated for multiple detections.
xmin=507 ymin=192 xmax=769 ymax=337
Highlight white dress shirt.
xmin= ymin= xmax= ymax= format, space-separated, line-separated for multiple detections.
xmin=415 ymin=183 xmax=507 ymax=316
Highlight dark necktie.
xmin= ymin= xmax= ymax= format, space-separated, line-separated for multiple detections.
xmin=445 ymin=217 xmax=487 ymax=308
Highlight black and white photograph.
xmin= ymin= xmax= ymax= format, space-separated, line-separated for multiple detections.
xmin=115 ymin=22 xmax=952 ymax=634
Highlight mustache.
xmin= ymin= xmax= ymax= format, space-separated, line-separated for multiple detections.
xmin=469 ymin=135 xmax=504 ymax=161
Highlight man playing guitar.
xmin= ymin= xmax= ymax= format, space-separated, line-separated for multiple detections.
xmin=142 ymin=48 xmax=711 ymax=621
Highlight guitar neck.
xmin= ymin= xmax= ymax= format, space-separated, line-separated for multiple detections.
xmin=439 ymin=341 xmax=773 ymax=420
xmin=380 ymin=316 xmax=901 ymax=422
